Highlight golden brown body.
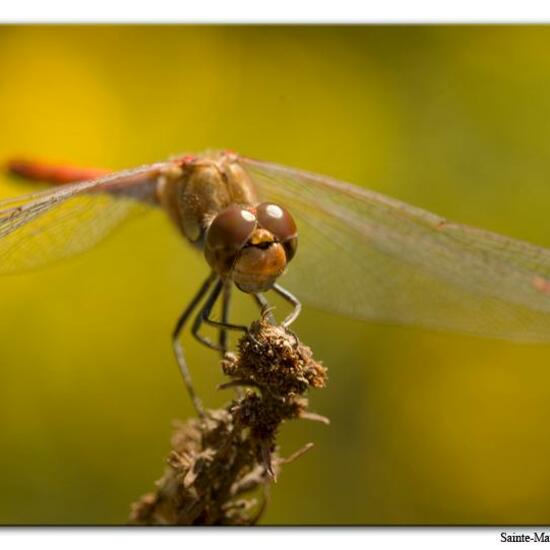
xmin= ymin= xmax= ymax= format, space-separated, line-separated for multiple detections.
xmin=156 ymin=152 xmax=296 ymax=293
xmin=156 ymin=152 xmax=259 ymax=247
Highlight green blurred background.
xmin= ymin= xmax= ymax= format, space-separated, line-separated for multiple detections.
xmin=0 ymin=25 xmax=550 ymax=525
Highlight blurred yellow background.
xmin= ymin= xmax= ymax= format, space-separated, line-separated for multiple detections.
xmin=0 ymin=25 xmax=550 ymax=525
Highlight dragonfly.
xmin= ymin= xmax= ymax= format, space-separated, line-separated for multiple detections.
xmin=4 ymin=150 xmax=550 ymax=415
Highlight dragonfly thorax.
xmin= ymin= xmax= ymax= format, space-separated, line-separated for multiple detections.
xmin=157 ymin=152 xmax=259 ymax=246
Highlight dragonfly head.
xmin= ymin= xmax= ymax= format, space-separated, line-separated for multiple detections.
xmin=204 ymin=202 xmax=298 ymax=293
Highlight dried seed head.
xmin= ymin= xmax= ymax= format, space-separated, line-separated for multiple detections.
xmin=130 ymin=319 xmax=328 ymax=525
xmin=222 ymin=319 xmax=327 ymax=395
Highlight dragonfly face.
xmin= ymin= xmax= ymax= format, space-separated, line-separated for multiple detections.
xmin=204 ymin=202 xmax=298 ymax=293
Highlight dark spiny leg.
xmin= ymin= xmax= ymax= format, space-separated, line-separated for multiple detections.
xmin=193 ymin=281 xmax=249 ymax=351
xmin=192 ymin=279 xmax=225 ymax=351
xmin=272 ymin=284 xmax=302 ymax=327
xmin=253 ymin=293 xmax=276 ymax=324
xmin=219 ymin=283 xmax=246 ymax=400
xmin=172 ymin=273 xmax=216 ymax=417
xmin=218 ymin=283 xmax=232 ymax=355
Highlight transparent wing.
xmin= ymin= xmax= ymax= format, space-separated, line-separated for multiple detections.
xmin=0 ymin=163 xmax=166 ymax=275
xmin=242 ymin=157 xmax=550 ymax=342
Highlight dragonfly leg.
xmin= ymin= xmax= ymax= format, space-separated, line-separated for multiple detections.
xmin=191 ymin=279 xmax=224 ymax=351
xmin=253 ymin=293 xmax=276 ymax=324
xmin=172 ymin=272 xmax=217 ymax=418
xmin=192 ymin=280 xmax=248 ymax=351
xmin=218 ymin=282 xmax=232 ymax=355
xmin=272 ymin=284 xmax=302 ymax=327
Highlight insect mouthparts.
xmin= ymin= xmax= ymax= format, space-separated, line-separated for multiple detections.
xmin=253 ymin=241 xmax=274 ymax=250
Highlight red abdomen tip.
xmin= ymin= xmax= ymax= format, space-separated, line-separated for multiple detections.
xmin=7 ymin=159 xmax=110 ymax=185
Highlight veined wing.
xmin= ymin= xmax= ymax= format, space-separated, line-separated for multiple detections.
xmin=242 ymin=157 xmax=550 ymax=342
xmin=0 ymin=162 xmax=166 ymax=275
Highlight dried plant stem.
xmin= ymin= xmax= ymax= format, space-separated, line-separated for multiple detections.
xmin=129 ymin=318 xmax=328 ymax=525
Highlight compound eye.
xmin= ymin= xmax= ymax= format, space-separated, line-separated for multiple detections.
xmin=256 ymin=203 xmax=297 ymax=243
xmin=206 ymin=204 xmax=257 ymax=252
xmin=283 ymin=236 xmax=298 ymax=262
